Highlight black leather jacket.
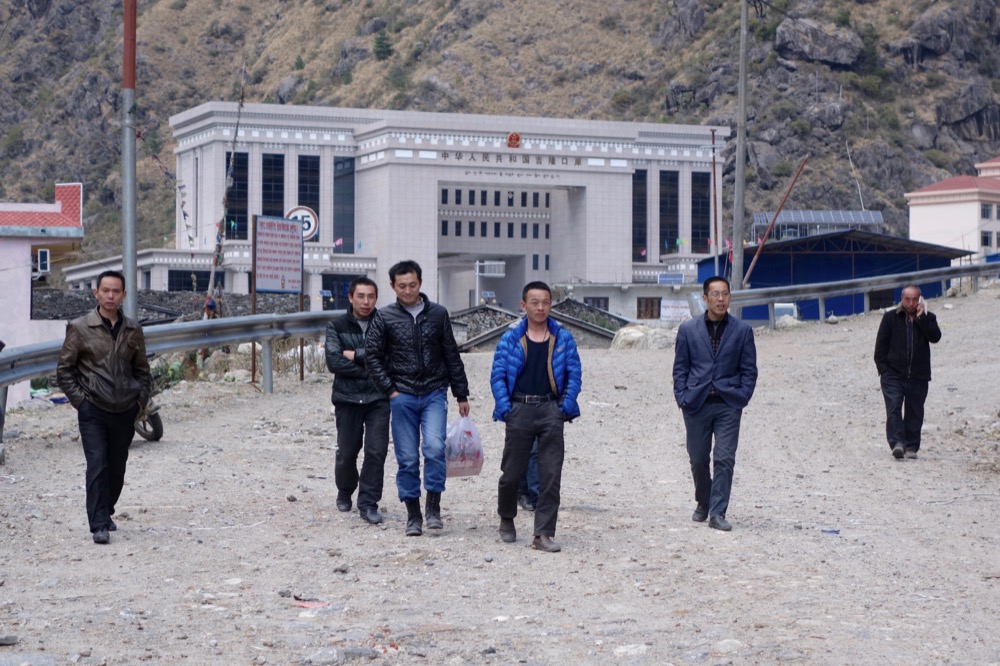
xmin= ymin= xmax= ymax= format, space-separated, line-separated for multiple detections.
xmin=56 ymin=309 xmax=152 ymax=413
xmin=324 ymin=309 xmax=386 ymax=405
xmin=364 ymin=294 xmax=469 ymax=400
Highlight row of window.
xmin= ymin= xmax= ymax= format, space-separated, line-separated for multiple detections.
xmin=442 ymin=188 xmax=550 ymax=209
xmin=982 ymin=204 xmax=996 ymax=220
xmin=441 ymin=220 xmax=550 ymax=240
xmin=226 ymin=152 xmax=355 ymax=245
xmin=631 ymin=170 xmax=712 ymax=260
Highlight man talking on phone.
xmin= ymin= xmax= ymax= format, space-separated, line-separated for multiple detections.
xmin=873 ymin=284 xmax=941 ymax=460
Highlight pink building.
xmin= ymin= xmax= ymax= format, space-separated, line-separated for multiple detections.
xmin=0 ymin=183 xmax=84 ymax=405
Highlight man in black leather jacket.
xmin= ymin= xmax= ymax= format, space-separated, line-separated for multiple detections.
xmin=325 ymin=277 xmax=389 ymax=525
xmin=365 ymin=260 xmax=470 ymax=536
xmin=56 ymin=270 xmax=151 ymax=545
xmin=873 ymin=284 xmax=942 ymax=460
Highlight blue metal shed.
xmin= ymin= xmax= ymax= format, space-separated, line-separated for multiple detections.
xmin=697 ymin=230 xmax=972 ymax=320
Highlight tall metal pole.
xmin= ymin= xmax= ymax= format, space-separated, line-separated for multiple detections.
xmin=711 ymin=129 xmax=719 ymax=276
xmin=731 ymin=0 xmax=749 ymax=294
xmin=122 ymin=0 xmax=138 ymax=318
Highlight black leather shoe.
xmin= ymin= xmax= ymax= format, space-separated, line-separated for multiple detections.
xmin=517 ymin=495 xmax=536 ymax=511
xmin=93 ymin=528 xmax=110 ymax=545
xmin=692 ymin=504 xmax=708 ymax=522
xmin=108 ymin=519 xmax=118 ymax=532
xmin=499 ymin=518 xmax=516 ymax=543
xmin=336 ymin=497 xmax=352 ymax=512
xmin=531 ymin=535 xmax=561 ymax=552
xmin=892 ymin=444 xmax=905 ymax=459
xmin=709 ymin=515 xmax=732 ymax=532
xmin=359 ymin=506 xmax=383 ymax=525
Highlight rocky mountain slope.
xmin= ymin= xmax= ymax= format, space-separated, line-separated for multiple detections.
xmin=2 ymin=0 xmax=999 ymax=272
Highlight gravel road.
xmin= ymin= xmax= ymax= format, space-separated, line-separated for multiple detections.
xmin=1 ymin=285 xmax=999 ymax=666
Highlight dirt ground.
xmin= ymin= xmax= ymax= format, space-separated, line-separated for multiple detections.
xmin=2 ymin=285 xmax=999 ymax=666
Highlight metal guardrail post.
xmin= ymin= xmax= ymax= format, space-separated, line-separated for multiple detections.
xmin=767 ymin=302 xmax=776 ymax=330
xmin=0 ymin=385 xmax=6 ymax=445
xmin=818 ymin=296 xmax=826 ymax=320
xmin=973 ymin=275 xmax=979 ymax=293
xmin=261 ymin=339 xmax=274 ymax=394
xmin=863 ymin=291 xmax=870 ymax=314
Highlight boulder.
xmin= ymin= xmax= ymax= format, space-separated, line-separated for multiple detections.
xmin=275 ymin=75 xmax=300 ymax=104
xmin=774 ymin=19 xmax=862 ymax=67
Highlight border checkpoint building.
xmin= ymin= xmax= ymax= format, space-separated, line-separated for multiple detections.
xmin=64 ymin=103 xmax=728 ymax=318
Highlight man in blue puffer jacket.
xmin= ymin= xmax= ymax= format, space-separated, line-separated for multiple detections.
xmin=491 ymin=281 xmax=582 ymax=553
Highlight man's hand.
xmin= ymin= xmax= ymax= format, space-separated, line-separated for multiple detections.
xmin=458 ymin=400 xmax=470 ymax=417
xmin=342 ymin=350 xmax=356 ymax=361
xmin=389 ymin=391 xmax=400 ymax=399
xmin=917 ymin=297 xmax=926 ymax=317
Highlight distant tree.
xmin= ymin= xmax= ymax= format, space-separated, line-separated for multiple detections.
xmin=374 ymin=31 xmax=393 ymax=61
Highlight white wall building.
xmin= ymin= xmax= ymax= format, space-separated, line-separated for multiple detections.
xmin=0 ymin=183 xmax=84 ymax=406
xmin=65 ymin=103 xmax=728 ymax=316
xmin=906 ymin=156 xmax=1000 ymax=260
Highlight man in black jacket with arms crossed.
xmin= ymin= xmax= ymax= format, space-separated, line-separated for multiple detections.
xmin=325 ymin=277 xmax=390 ymax=524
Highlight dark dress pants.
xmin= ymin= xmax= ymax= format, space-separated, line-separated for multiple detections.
xmin=78 ymin=400 xmax=139 ymax=533
xmin=334 ymin=400 xmax=390 ymax=510
xmin=880 ymin=371 xmax=929 ymax=452
xmin=683 ymin=401 xmax=743 ymax=519
xmin=498 ymin=401 xmax=565 ymax=537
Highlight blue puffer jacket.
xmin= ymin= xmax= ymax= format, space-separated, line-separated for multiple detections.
xmin=490 ymin=317 xmax=582 ymax=422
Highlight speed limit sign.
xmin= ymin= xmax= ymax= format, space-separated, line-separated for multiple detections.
xmin=285 ymin=205 xmax=319 ymax=241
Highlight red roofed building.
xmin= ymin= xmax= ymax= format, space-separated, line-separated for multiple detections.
xmin=0 ymin=183 xmax=84 ymax=405
xmin=905 ymin=158 xmax=1000 ymax=260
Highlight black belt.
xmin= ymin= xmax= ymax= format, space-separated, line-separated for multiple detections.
xmin=511 ymin=393 xmax=556 ymax=405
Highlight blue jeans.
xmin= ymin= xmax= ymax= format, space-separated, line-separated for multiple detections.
xmin=683 ymin=401 xmax=743 ymax=519
xmin=390 ymin=388 xmax=448 ymax=502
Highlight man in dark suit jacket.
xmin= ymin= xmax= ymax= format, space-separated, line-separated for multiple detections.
xmin=672 ymin=276 xmax=758 ymax=532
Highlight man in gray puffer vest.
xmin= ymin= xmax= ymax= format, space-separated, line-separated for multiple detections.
xmin=325 ymin=277 xmax=390 ymax=524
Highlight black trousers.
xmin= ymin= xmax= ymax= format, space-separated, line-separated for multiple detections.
xmin=334 ymin=400 xmax=390 ymax=510
xmin=880 ymin=372 xmax=929 ymax=452
xmin=498 ymin=401 xmax=565 ymax=537
xmin=78 ymin=400 xmax=139 ymax=533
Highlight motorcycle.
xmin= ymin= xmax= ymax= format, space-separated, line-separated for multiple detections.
xmin=134 ymin=372 xmax=165 ymax=441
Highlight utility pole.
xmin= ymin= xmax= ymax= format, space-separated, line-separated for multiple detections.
xmin=122 ymin=0 xmax=138 ymax=318
xmin=731 ymin=0 xmax=749 ymax=295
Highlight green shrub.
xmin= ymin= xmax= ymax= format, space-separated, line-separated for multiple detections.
xmin=924 ymin=149 xmax=951 ymax=169
xmin=294 ymin=55 xmax=305 ymax=70
xmin=374 ymin=31 xmax=393 ymax=61
xmin=599 ymin=13 xmax=620 ymax=30
xmin=926 ymin=72 xmax=946 ymax=89
xmin=612 ymin=89 xmax=635 ymax=111
xmin=789 ymin=119 xmax=811 ymax=136
xmin=168 ymin=0 xmax=187 ymax=10
xmin=833 ymin=9 xmax=851 ymax=28
xmin=878 ymin=106 xmax=901 ymax=130
xmin=388 ymin=63 xmax=409 ymax=90
xmin=773 ymin=160 xmax=793 ymax=178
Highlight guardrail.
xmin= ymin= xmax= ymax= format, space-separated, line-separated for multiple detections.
xmin=728 ymin=262 xmax=997 ymax=327
xmin=0 ymin=311 xmax=342 ymax=441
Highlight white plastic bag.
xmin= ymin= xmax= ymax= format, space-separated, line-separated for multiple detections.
xmin=445 ymin=416 xmax=484 ymax=477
